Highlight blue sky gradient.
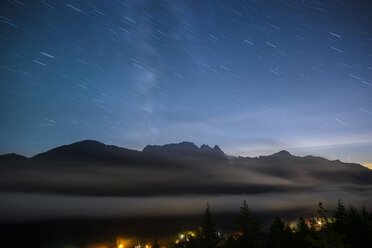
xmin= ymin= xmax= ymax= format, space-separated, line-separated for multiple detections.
xmin=0 ymin=0 xmax=371 ymax=166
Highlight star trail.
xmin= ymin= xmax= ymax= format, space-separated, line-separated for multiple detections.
xmin=0 ymin=0 xmax=371 ymax=166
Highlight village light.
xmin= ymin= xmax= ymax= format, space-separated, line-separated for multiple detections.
xmin=116 ymin=238 xmax=127 ymax=248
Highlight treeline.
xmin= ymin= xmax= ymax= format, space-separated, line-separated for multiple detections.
xmin=170 ymin=200 xmax=372 ymax=248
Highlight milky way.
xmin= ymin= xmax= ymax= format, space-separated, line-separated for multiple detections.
xmin=0 ymin=0 xmax=371 ymax=165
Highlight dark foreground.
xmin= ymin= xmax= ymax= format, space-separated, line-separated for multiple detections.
xmin=1 ymin=201 xmax=371 ymax=248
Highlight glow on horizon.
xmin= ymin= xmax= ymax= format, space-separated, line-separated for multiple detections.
xmin=363 ymin=164 xmax=372 ymax=170
xmin=224 ymin=134 xmax=372 ymax=165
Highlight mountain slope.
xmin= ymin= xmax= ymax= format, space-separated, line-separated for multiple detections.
xmin=0 ymin=140 xmax=371 ymax=197
xmin=32 ymin=140 xmax=139 ymax=162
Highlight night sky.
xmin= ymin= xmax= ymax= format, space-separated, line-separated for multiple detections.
xmin=0 ymin=0 xmax=371 ymax=166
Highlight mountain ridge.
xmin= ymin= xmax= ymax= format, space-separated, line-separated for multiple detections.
xmin=1 ymin=140 xmax=367 ymax=168
xmin=31 ymin=139 xmax=139 ymax=161
xmin=0 ymin=139 xmax=371 ymax=198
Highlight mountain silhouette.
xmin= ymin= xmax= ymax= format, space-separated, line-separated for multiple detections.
xmin=0 ymin=140 xmax=371 ymax=197
xmin=0 ymin=153 xmax=27 ymax=161
xmin=143 ymin=141 xmax=225 ymax=158
xmin=32 ymin=140 xmax=140 ymax=162
xmin=143 ymin=141 xmax=201 ymax=155
xmin=269 ymin=150 xmax=292 ymax=158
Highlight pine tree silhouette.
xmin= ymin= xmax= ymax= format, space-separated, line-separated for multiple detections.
xmin=198 ymin=203 xmax=218 ymax=248
xmin=294 ymin=216 xmax=311 ymax=248
xmin=267 ymin=216 xmax=293 ymax=248
xmin=235 ymin=200 xmax=263 ymax=248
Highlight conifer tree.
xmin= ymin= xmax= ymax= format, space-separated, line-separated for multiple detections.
xmin=198 ymin=203 xmax=218 ymax=248
xmin=235 ymin=200 xmax=263 ymax=248
xmin=335 ymin=199 xmax=346 ymax=220
xmin=267 ymin=216 xmax=293 ymax=248
xmin=296 ymin=216 xmax=310 ymax=235
xmin=294 ymin=216 xmax=311 ymax=248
